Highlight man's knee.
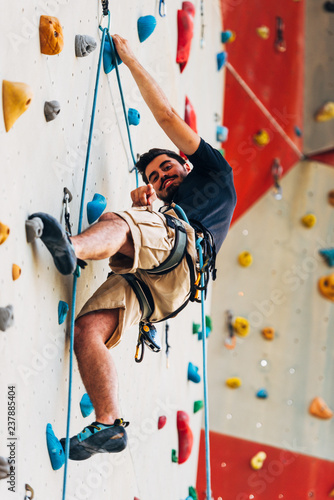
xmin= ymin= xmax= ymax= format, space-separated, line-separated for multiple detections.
xmin=98 ymin=212 xmax=118 ymax=223
xmin=74 ymin=310 xmax=119 ymax=350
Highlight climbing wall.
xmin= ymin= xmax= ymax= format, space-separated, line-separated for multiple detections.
xmin=0 ymin=1 xmax=224 ymax=499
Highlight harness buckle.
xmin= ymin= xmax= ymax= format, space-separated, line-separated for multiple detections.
xmin=135 ymin=322 xmax=161 ymax=363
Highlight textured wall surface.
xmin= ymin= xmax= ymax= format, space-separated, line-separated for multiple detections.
xmin=0 ymin=1 xmax=224 ymax=499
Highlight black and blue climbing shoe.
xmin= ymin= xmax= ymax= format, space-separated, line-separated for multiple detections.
xmin=60 ymin=419 xmax=129 ymax=461
xmin=28 ymin=212 xmax=77 ymax=275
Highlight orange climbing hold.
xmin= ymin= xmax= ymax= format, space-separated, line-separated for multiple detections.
xmin=12 ymin=264 xmax=21 ymax=281
xmin=177 ymin=411 xmax=193 ymax=464
xmin=314 ymin=101 xmax=334 ymax=122
xmin=262 ymin=327 xmax=275 ymax=340
xmin=0 ymin=222 xmax=10 ymax=245
xmin=176 ymin=2 xmax=195 ymax=73
xmin=2 ymin=81 xmax=33 ymax=132
xmin=318 ymin=273 xmax=334 ymax=301
xmin=309 ymin=397 xmax=333 ymax=419
xmin=39 ymin=16 xmax=64 ymax=55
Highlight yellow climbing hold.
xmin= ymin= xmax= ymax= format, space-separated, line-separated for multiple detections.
xmin=301 ymin=213 xmax=317 ymax=228
xmin=2 ymin=80 xmax=33 ymax=132
xmin=315 ymin=101 xmax=334 ymax=122
xmin=39 ymin=15 xmax=64 ymax=55
xmin=309 ymin=397 xmax=333 ymax=419
xmin=253 ymin=129 xmax=270 ymax=146
xmin=0 ymin=222 xmax=10 ymax=245
xmin=250 ymin=451 xmax=267 ymax=470
xmin=256 ymin=26 xmax=270 ymax=39
xmin=238 ymin=251 xmax=253 ymax=267
xmin=226 ymin=377 xmax=242 ymax=389
xmin=233 ymin=317 xmax=250 ymax=337
xmin=12 ymin=264 xmax=21 ymax=281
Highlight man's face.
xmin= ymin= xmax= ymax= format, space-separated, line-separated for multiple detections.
xmin=145 ymin=154 xmax=191 ymax=202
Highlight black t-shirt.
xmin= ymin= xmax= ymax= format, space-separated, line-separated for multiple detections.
xmin=172 ymin=138 xmax=237 ymax=253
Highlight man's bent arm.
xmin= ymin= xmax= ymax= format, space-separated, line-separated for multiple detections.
xmin=112 ymin=34 xmax=201 ymax=156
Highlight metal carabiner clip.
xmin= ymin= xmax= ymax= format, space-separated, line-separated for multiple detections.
xmin=159 ymin=0 xmax=166 ymax=17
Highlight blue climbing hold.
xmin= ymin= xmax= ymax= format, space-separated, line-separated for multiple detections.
xmin=197 ymin=326 xmax=211 ymax=341
xmin=319 ymin=248 xmax=334 ymax=267
xmin=256 ymin=388 xmax=268 ymax=399
xmin=188 ymin=362 xmax=201 ymax=383
xmin=80 ymin=393 xmax=94 ymax=418
xmin=294 ymin=125 xmax=303 ymax=137
xmin=137 ymin=15 xmax=157 ymax=43
xmin=103 ymin=36 xmax=122 ymax=74
xmin=58 ymin=300 xmax=69 ymax=325
xmin=87 ymin=193 xmax=107 ymax=224
xmin=128 ymin=108 xmax=141 ymax=126
xmin=217 ymin=51 xmax=227 ymax=70
xmin=216 ymin=125 xmax=229 ymax=142
xmin=46 ymin=423 xmax=65 ymax=470
xmin=221 ymin=30 xmax=233 ymax=43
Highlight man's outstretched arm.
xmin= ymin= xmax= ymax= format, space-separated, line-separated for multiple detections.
xmin=112 ymin=34 xmax=201 ymax=157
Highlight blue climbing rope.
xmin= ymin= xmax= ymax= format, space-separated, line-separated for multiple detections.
xmin=62 ymin=10 xmax=138 ymax=499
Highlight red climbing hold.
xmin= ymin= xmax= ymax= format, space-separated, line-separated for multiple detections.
xmin=176 ymin=2 xmax=195 ymax=73
xmin=158 ymin=415 xmax=167 ymax=429
xmin=185 ymin=96 xmax=197 ymax=132
xmin=177 ymin=411 xmax=193 ymax=464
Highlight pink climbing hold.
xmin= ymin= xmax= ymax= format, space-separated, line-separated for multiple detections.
xmin=158 ymin=415 xmax=167 ymax=429
xmin=177 ymin=410 xmax=193 ymax=464
xmin=176 ymin=2 xmax=195 ymax=73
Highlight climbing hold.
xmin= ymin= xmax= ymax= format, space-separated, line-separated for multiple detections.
xmin=25 ymin=217 xmax=44 ymax=243
xmin=238 ymin=250 xmax=252 ymax=267
xmin=324 ymin=1 xmax=334 ymax=12
xmin=103 ymin=36 xmax=122 ymax=74
xmin=2 ymin=80 xmax=33 ymax=132
xmin=137 ymin=15 xmax=157 ymax=43
xmin=188 ymin=362 xmax=201 ymax=383
xmin=226 ymin=377 xmax=242 ymax=389
xmin=128 ymin=108 xmax=141 ymax=126
xmin=309 ymin=397 xmax=333 ymax=419
xmin=262 ymin=327 xmax=275 ymax=340
xmin=185 ymin=96 xmax=198 ymax=132
xmin=58 ymin=300 xmax=69 ymax=325
xmin=315 ymin=101 xmax=334 ymax=122
xmin=206 ymin=315 xmax=212 ymax=330
xmin=12 ymin=264 xmax=21 ymax=281
xmin=39 ymin=16 xmax=64 ymax=55
xmin=24 ymin=484 xmax=34 ymax=500
xmin=0 ymin=305 xmax=14 ymax=332
xmin=87 ymin=193 xmax=107 ymax=224
xmin=188 ymin=486 xmax=198 ymax=500
xmin=46 ymin=423 xmax=65 ymax=470
xmin=217 ymin=51 xmax=227 ymax=71
xmin=319 ymin=273 xmax=334 ymax=301
xmin=80 ymin=393 xmax=94 ymax=417
xmin=158 ymin=415 xmax=167 ymax=429
xmin=253 ymin=129 xmax=270 ymax=146
xmin=256 ymin=26 xmax=270 ymax=39
xmin=319 ymin=248 xmax=334 ymax=267
xmin=192 ymin=322 xmax=200 ymax=334
xmin=250 ymin=451 xmax=267 ymax=470
xmin=44 ymin=100 xmax=61 ymax=122
xmin=176 ymin=2 xmax=195 ymax=73
xmin=221 ymin=30 xmax=235 ymax=43
xmin=0 ymin=222 xmax=10 ymax=245
xmin=75 ymin=34 xmax=97 ymax=57
xmin=0 ymin=456 xmax=9 ymax=479
xmin=193 ymin=400 xmax=204 ymax=413
xmin=233 ymin=317 xmax=250 ymax=337
xmin=171 ymin=449 xmax=178 ymax=463
xmin=177 ymin=411 xmax=193 ymax=464
xmin=256 ymin=388 xmax=268 ymax=399
xmin=328 ymin=190 xmax=334 ymax=206
xmin=197 ymin=326 xmax=211 ymax=341
xmin=294 ymin=125 xmax=302 ymax=137
xmin=301 ymin=213 xmax=317 ymax=228
xmin=216 ymin=125 xmax=228 ymax=142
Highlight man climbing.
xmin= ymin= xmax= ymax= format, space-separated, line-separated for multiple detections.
xmin=29 ymin=35 xmax=236 ymax=461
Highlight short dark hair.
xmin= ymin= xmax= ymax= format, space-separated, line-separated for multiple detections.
xmin=136 ymin=148 xmax=186 ymax=184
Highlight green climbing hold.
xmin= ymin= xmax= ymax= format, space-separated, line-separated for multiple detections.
xmin=193 ymin=400 xmax=204 ymax=413
xmin=171 ymin=449 xmax=178 ymax=463
xmin=192 ymin=322 xmax=200 ymax=334
xmin=205 ymin=315 xmax=212 ymax=330
xmin=188 ymin=486 xmax=198 ymax=500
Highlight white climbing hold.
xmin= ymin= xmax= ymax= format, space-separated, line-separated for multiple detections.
xmin=0 ymin=305 xmax=14 ymax=332
xmin=25 ymin=217 xmax=44 ymax=243
xmin=44 ymin=100 xmax=61 ymax=122
xmin=75 ymin=35 xmax=97 ymax=57
xmin=0 ymin=456 xmax=10 ymax=480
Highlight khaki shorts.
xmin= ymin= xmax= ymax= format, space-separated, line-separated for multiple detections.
xmin=77 ymin=207 xmax=197 ymax=349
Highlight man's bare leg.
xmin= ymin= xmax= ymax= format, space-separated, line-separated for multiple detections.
xmin=71 ymin=212 xmax=134 ymax=261
xmin=74 ymin=309 xmax=120 ymax=424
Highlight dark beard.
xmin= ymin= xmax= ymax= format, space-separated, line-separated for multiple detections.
xmin=158 ymin=183 xmax=179 ymax=203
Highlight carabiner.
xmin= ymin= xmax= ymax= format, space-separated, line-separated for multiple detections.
xmin=159 ymin=0 xmax=166 ymax=17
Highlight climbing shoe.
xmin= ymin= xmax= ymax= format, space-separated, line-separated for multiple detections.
xmin=28 ymin=212 xmax=77 ymax=275
xmin=60 ymin=419 xmax=129 ymax=461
